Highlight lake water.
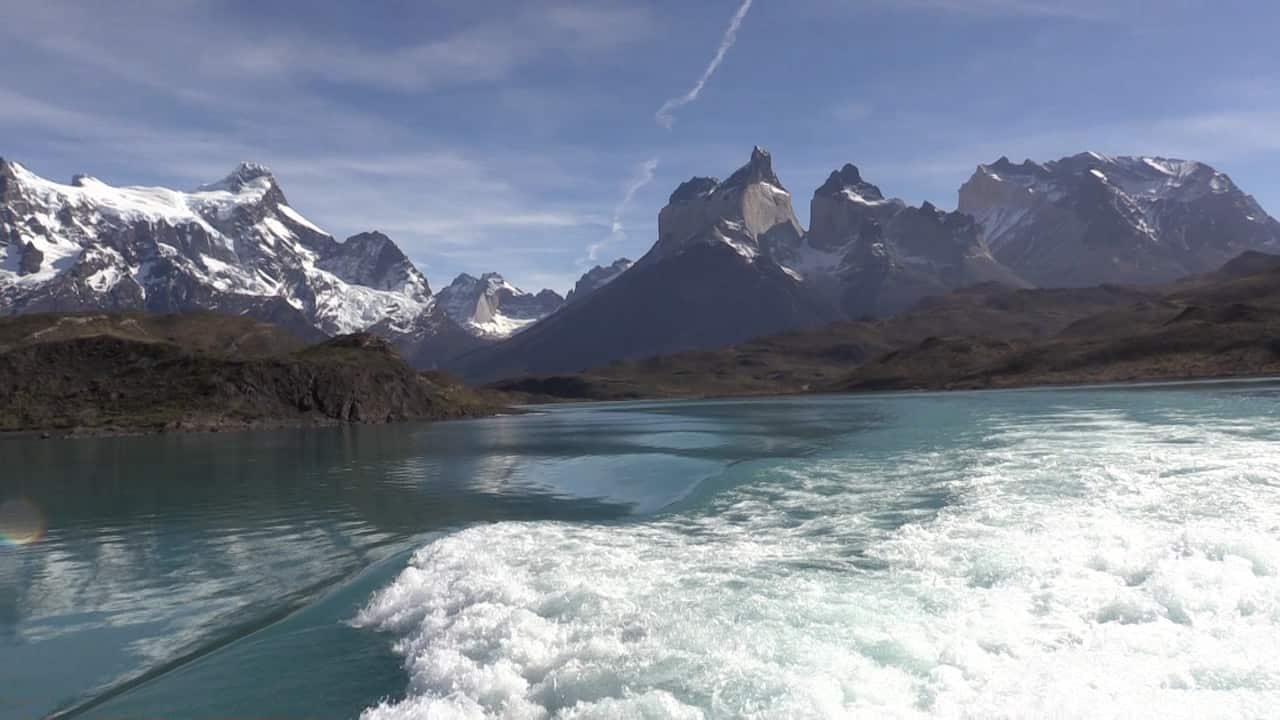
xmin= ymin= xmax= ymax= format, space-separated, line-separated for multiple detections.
xmin=2 ymin=382 xmax=1280 ymax=719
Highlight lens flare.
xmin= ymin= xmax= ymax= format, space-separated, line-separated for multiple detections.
xmin=0 ymin=498 xmax=45 ymax=546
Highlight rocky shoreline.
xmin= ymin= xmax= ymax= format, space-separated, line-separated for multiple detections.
xmin=0 ymin=314 xmax=507 ymax=437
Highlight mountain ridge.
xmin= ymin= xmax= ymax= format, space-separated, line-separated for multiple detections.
xmin=959 ymin=151 xmax=1280 ymax=286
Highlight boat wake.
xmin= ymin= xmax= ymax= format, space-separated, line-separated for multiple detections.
xmin=356 ymin=402 xmax=1280 ymax=718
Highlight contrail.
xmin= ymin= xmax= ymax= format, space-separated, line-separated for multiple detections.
xmin=655 ymin=0 xmax=754 ymax=129
xmin=588 ymin=158 xmax=659 ymax=262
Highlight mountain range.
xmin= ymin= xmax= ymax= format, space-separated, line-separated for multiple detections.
xmin=0 ymin=158 xmax=609 ymax=367
xmin=455 ymin=147 xmax=1280 ymax=380
xmin=959 ymin=153 xmax=1280 ymax=286
xmin=4 ymin=148 xmax=1278 ymax=382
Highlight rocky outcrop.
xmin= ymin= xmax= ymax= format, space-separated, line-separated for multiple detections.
xmin=0 ymin=314 xmax=501 ymax=434
xmin=17 ymin=241 xmax=42 ymax=276
xmin=782 ymin=163 xmax=1029 ymax=318
xmin=316 ymin=231 xmax=431 ymax=294
xmin=566 ymin=258 xmax=633 ymax=303
xmin=651 ymin=146 xmax=804 ymax=262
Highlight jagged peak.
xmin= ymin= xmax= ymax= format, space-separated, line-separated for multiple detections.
xmin=347 ymin=230 xmax=392 ymax=243
xmin=721 ymin=145 xmax=784 ymax=191
xmin=198 ymin=161 xmax=277 ymax=193
xmin=816 ymin=163 xmax=885 ymax=202
xmin=981 ymin=156 xmax=1047 ymax=176
xmin=532 ymin=288 xmax=566 ymax=302
xmin=669 ymin=176 xmax=720 ymax=204
xmin=230 ymin=161 xmax=273 ymax=182
xmin=443 ymin=272 xmax=522 ymax=295
xmin=0 ymin=157 xmax=17 ymax=194
xmin=0 ymin=158 xmax=41 ymax=186
xmin=577 ymin=258 xmax=633 ymax=282
xmin=340 ymin=231 xmax=413 ymax=261
xmin=446 ymin=272 xmax=480 ymax=286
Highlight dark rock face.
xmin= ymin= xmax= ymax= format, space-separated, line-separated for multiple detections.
xmin=317 ymin=231 xmax=429 ymax=294
xmin=959 ymin=152 xmax=1280 ymax=286
xmin=669 ymin=177 xmax=720 ymax=204
xmin=17 ymin=242 xmax=42 ymax=275
xmin=720 ymin=145 xmax=785 ymax=191
xmin=566 ymin=258 xmax=633 ymax=303
xmin=504 ymin=288 xmax=565 ymax=319
xmin=815 ymin=164 xmax=885 ymax=202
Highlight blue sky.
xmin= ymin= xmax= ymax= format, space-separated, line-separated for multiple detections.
xmin=2 ymin=0 xmax=1278 ymax=293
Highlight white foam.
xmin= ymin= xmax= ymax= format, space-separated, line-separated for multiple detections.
xmin=357 ymin=400 xmax=1280 ymax=718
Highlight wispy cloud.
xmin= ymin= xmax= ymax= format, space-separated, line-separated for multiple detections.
xmin=586 ymin=158 xmax=659 ymax=263
xmin=879 ymin=0 xmax=1120 ymax=21
xmin=0 ymin=1 xmax=653 ymax=97
xmin=655 ymin=0 xmax=755 ymax=129
xmin=205 ymin=4 xmax=653 ymax=94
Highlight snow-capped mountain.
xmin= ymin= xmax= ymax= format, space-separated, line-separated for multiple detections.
xmin=0 ymin=158 xmax=480 ymax=360
xmin=959 ymin=153 xmax=1280 ymax=286
xmin=565 ymin=258 xmax=632 ymax=303
xmin=436 ymin=272 xmax=564 ymax=338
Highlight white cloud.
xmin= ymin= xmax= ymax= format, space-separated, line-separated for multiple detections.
xmin=655 ymin=0 xmax=755 ymax=129
xmin=201 ymin=4 xmax=653 ymax=93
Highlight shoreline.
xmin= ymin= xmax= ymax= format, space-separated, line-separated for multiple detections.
xmin=14 ymin=371 xmax=1275 ymax=440
xmin=0 ymin=406 xmax=519 ymax=441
